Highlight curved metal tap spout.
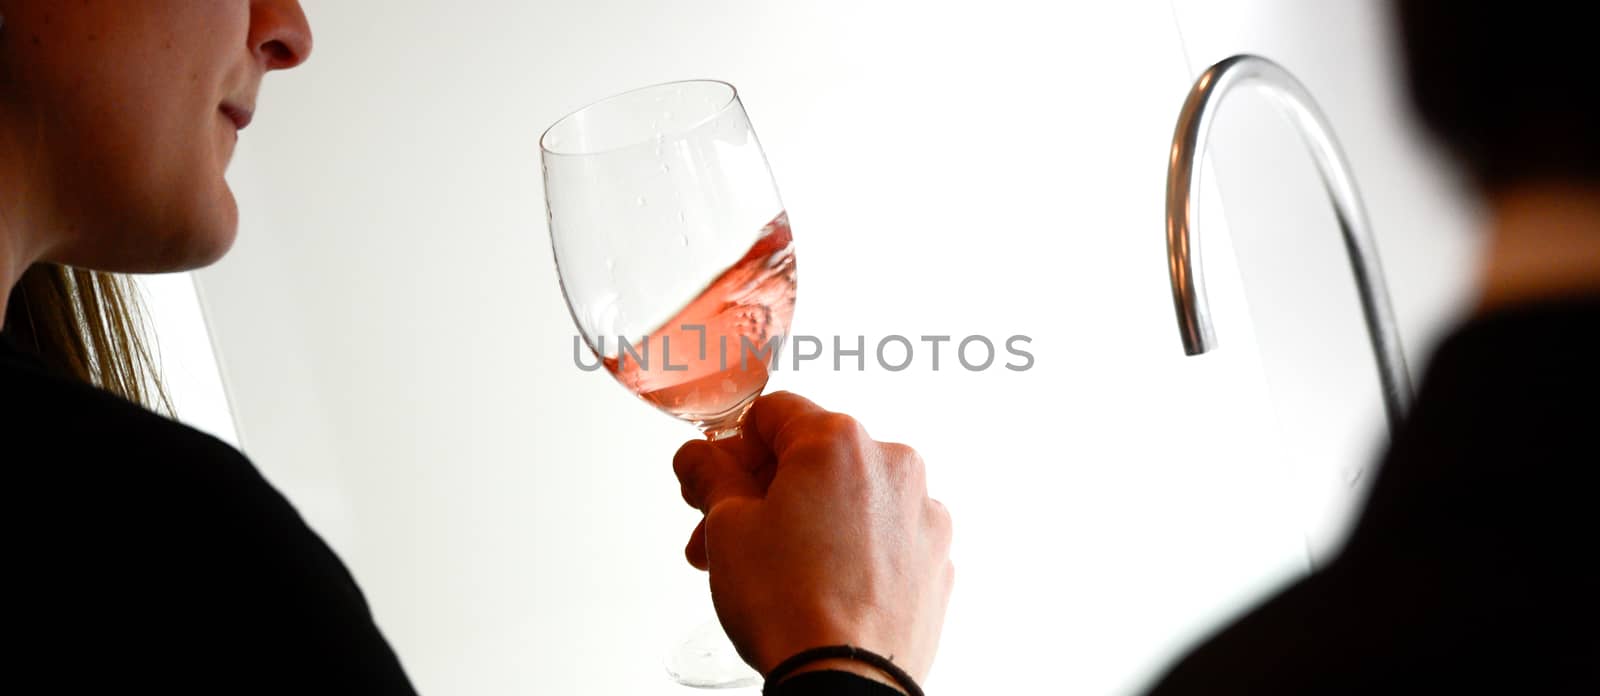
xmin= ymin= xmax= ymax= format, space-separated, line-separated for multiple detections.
xmin=1166 ymin=54 xmax=1413 ymax=433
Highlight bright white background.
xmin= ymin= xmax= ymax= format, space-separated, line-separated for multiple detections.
xmin=134 ymin=272 xmax=238 ymax=447
xmin=141 ymin=1 xmax=1478 ymax=693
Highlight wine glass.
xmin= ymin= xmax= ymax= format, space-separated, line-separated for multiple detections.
xmin=540 ymin=80 xmax=796 ymax=688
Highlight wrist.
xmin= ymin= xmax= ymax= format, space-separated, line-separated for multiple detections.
xmin=773 ymin=658 xmax=907 ymax=695
xmin=762 ymin=646 xmax=924 ymax=696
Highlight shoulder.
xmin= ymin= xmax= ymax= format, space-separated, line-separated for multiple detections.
xmin=0 ymin=352 xmax=336 ymax=572
xmin=2 ymin=349 xmax=314 ymax=557
xmin=2 ymin=350 xmax=254 ymax=486
xmin=4 ymin=354 xmax=415 ymax=690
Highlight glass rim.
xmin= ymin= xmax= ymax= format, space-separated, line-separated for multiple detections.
xmin=539 ymin=79 xmax=740 ymax=158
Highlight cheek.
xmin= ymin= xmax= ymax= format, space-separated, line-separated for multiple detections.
xmin=11 ymin=3 xmax=247 ymax=273
xmin=141 ymin=57 xmax=245 ymax=268
xmin=58 ymin=56 xmax=240 ymax=269
xmin=77 ymin=104 xmax=238 ymax=269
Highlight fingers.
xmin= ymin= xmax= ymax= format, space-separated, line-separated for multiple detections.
xmin=716 ymin=424 xmax=771 ymax=471
xmin=743 ymin=391 xmax=833 ymax=459
xmin=675 ymin=428 xmax=779 ymax=571
xmin=685 ymin=517 xmax=709 ymax=571
xmin=687 ymin=498 xmax=763 ymax=572
xmin=676 ymin=440 xmax=761 ymax=571
xmin=674 ymin=439 xmax=763 ymax=514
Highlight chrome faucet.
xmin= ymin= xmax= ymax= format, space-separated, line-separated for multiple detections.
xmin=1165 ymin=54 xmax=1414 ymax=434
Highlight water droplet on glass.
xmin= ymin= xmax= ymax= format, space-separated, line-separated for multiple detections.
xmin=1344 ymin=467 xmax=1364 ymax=487
xmin=636 ymin=196 xmax=647 ymax=207
xmin=660 ymin=163 xmax=672 ymax=174
xmin=663 ymin=111 xmax=674 ymax=120
xmin=679 ymin=232 xmax=690 ymax=246
xmin=677 ymin=211 xmax=687 ymax=223
xmin=604 ymin=257 xmax=615 ymax=271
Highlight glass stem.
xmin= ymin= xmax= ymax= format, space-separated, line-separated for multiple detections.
xmin=700 ymin=393 xmax=759 ymax=440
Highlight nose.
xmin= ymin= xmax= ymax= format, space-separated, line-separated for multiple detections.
xmin=249 ymin=0 xmax=314 ymax=71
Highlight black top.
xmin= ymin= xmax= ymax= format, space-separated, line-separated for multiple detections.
xmin=4 ymin=332 xmax=416 ymax=692
xmin=6 ymin=296 xmax=1598 ymax=694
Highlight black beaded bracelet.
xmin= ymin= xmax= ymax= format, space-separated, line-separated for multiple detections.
xmin=762 ymin=645 xmax=924 ymax=696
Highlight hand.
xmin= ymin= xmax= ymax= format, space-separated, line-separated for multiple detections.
xmin=672 ymin=392 xmax=954 ymax=688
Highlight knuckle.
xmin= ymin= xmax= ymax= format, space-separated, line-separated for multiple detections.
xmin=927 ymin=498 xmax=952 ymax=531
xmin=815 ymin=412 xmax=866 ymax=443
xmin=881 ymin=442 xmax=926 ymax=471
xmin=786 ymin=412 xmax=866 ymax=461
xmin=877 ymin=442 xmax=928 ymax=490
xmin=921 ymin=498 xmax=953 ymax=556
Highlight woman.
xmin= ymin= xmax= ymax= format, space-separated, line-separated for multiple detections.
xmin=1 ymin=2 xmax=953 ymax=694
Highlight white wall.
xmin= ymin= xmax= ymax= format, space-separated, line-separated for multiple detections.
xmin=189 ymin=1 xmax=1473 ymax=693
xmin=135 ymin=272 xmax=239 ymax=447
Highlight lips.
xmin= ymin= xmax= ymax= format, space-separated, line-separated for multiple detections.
xmin=220 ymin=103 xmax=254 ymax=131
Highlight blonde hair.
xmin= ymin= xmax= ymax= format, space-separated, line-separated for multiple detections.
xmin=5 ymin=263 xmax=172 ymax=414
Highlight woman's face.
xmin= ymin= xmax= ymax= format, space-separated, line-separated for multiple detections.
xmin=0 ymin=1 xmax=311 ymax=273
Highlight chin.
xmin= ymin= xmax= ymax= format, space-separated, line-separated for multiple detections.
xmin=173 ymin=186 xmax=242 ymax=271
xmin=184 ymin=227 xmax=239 ymax=271
xmin=194 ymin=190 xmax=241 ymax=267
xmin=46 ymin=169 xmax=242 ymax=274
xmin=133 ymin=193 xmax=241 ymax=274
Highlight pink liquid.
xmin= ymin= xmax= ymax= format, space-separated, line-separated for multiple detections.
xmin=602 ymin=212 xmax=796 ymax=437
